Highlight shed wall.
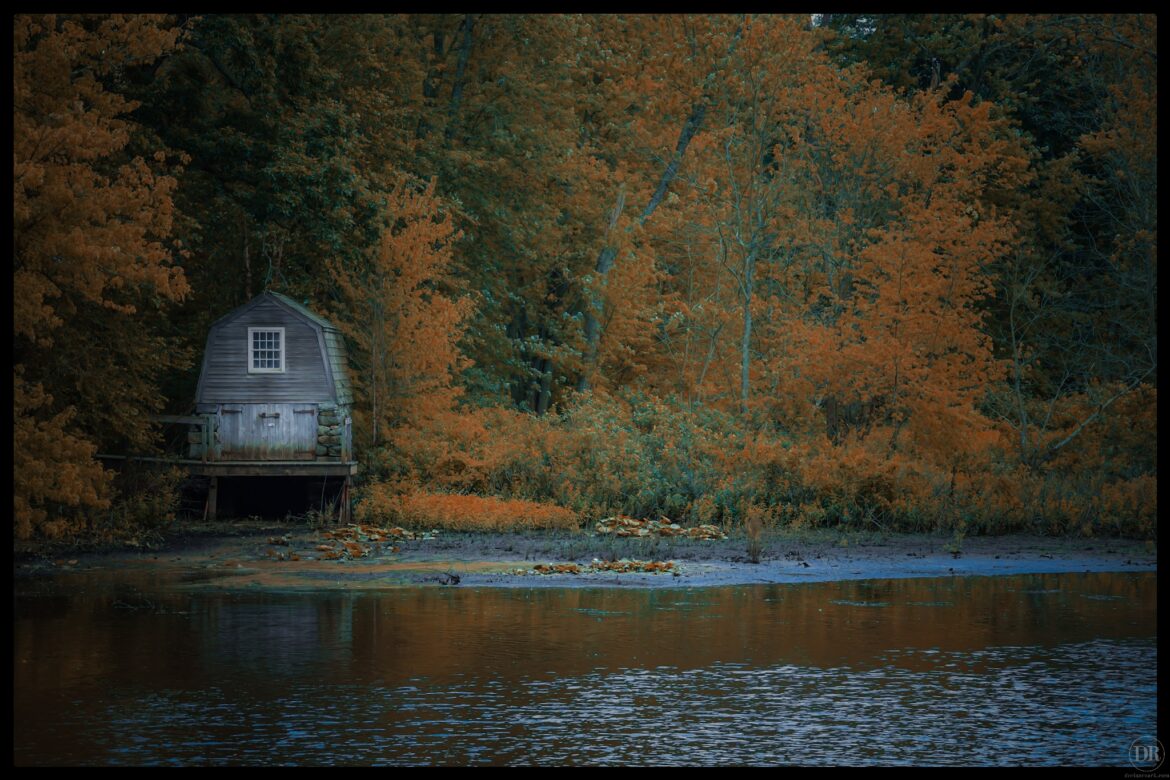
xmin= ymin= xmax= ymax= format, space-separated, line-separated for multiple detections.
xmin=322 ymin=329 xmax=354 ymax=406
xmin=197 ymin=298 xmax=335 ymax=403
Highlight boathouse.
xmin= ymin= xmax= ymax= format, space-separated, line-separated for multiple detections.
xmin=182 ymin=291 xmax=357 ymax=520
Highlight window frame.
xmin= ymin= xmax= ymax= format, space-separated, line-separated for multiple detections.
xmin=247 ymin=326 xmax=286 ymax=374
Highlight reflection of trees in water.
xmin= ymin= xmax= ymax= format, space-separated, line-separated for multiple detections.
xmin=13 ymin=572 xmax=1155 ymax=694
xmin=197 ymin=596 xmax=356 ymax=680
xmin=13 ymin=572 xmax=1157 ymax=765
xmin=347 ymin=573 xmax=1156 ymax=682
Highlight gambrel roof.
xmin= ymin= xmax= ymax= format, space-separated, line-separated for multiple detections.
xmin=195 ymin=291 xmax=353 ymax=406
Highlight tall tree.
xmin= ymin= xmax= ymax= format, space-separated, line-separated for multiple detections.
xmin=575 ymin=16 xmax=743 ymax=394
xmin=822 ymin=14 xmax=1157 ymax=472
xmin=133 ymin=15 xmax=384 ymax=348
xmin=14 ymin=14 xmax=188 ymax=538
xmin=986 ymin=15 xmax=1157 ymax=471
xmin=328 ymin=176 xmax=471 ymax=468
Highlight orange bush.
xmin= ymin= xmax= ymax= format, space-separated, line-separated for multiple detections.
xmin=356 ymin=484 xmax=578 ymax=532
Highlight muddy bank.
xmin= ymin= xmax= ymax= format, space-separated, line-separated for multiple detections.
xmin=13 ymin=520 xmax=1157 ymax=592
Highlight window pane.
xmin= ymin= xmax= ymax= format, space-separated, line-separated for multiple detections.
xmin=250 ymin=329 xmax=282 ymax=371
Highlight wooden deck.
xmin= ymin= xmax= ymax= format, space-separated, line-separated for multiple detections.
xmin=186 ymin=460 xmax=358 ymax=477
xmin=103 ymin=413 xmax=359 ymax=522
xmin=97 ymin=454 xmax=357 ymax=477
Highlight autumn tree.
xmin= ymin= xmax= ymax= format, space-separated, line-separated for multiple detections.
xmin=985 ymin=15 xmax=1156 ymax=491
xmin=826 ymin=89 xmax=1023 ymax=454
xmin=13 ymin=15 xmax=190 ymax=539
xmin=822 ymin=15 xmax=1157 ymax=472
xmin=689 ymin=17 xmax=842 ymax=414
xmin=364 ymin=14 xmax=608 ymax=413
xmin=125 ymin=14 xmax=389 ymax=407
xmin=572 ymin=16 xmax=743 ymax=396
xmin=328 ymin=176 xmax=472 ymax=476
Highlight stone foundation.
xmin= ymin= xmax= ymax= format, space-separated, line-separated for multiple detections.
xmin=316 ymin=403 xmax=349 ymax=458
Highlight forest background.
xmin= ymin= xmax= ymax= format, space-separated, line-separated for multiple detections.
xmin=13 ymin=14 xmax=1157 ymax=543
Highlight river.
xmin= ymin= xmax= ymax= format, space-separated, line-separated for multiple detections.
xmin=13 ymin=570 xmax=1157 ymax=766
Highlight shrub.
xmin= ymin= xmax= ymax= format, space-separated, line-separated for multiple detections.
xmin=355 ymin=483 xmax=578 ymax=532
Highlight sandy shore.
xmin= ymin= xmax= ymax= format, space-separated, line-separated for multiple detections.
xmin=13 ymin=521 xmax=1158 ymax=591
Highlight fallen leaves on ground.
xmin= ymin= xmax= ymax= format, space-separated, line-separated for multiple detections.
xmin=519 ymin=559 xmax=679 ymax=576
xmin=590 ymin=559 xmax=677 ymax=573
xmin=321 ymin=524 xmax=438 ymax=543
xmin=532 ymin=563 xmax=583 ymax=575
xmin=302 ymin=524 xmax=438 ymax=561
xmin=594 ymin=515 xmax=727 ymax=540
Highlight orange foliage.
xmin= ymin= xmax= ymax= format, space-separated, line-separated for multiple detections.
xmin=13 ymin=15 xmax=187 ymax=540
xmin=13 ymin=371 xmax=111 ymax=539
xmin=13 ymin=15 xmax=1153 ymax=542
xmin=13 ymin=15 xmax=188 ymax=343
xmin=356 ymin=485 xmax=579 ymax=532
xmin=329 ymin=174 xmax=472 ymax=468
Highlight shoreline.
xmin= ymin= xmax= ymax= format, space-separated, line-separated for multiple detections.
xmin=13 ymin=522 xmax=1158 ymax=591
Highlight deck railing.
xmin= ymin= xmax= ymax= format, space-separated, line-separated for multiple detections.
xmin=152 ymin=414 xmax=218 ymax=461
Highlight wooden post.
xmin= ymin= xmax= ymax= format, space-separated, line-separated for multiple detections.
xmin=207 ymin=476 xmax=218 ymax=522
xmin=340 ymin=476 xmax=351 ymax=524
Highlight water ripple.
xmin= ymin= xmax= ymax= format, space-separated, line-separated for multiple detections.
xmin=15 ymin=572 xmax=1156 ymax=767
xmin=72 ymin=637 xmax=1156 ymax=766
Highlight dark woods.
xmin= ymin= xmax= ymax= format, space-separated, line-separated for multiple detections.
xmin=13 ymin=14 xmax=1157 ymax=542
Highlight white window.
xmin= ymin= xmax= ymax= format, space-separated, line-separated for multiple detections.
xmin=248 ymin=327 xmax=285 ymax=373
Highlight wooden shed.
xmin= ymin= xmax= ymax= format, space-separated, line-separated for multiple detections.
xmin=183 ymin=291 xmax=357 ymax=519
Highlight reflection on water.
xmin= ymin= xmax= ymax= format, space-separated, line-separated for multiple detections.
xmin=13 ymin=572 xmax=1157 ymax=766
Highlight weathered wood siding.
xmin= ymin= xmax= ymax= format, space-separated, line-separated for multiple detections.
xmin=322 ymin=329 xmax=354 ymax=406
xmin=219 ymin=403 xmax=317 ymax=460
xmin=197 ymin=297 xmax=333 ymax=403
xmin=191 ymin=292 xmax=356 ymax=463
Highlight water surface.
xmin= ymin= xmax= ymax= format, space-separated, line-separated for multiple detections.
xmin=13 ymin=572 xmax=1156 ymax=766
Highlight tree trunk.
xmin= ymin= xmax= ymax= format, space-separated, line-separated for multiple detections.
xmin=640 ymin=101 xmax=707 ymax=222
xmin=241 ymin=214 xmax=252 ymax=301
xmin=740 ymin=250 xmax=755 ymax=415
xmin=578 ymin=101 xmax=706 ymax=392
xmin=693 ymin=322 xmax=724 ymax=407
xmin=536 ymin=358 xmax=553 ymax=415
xmin=444 ymin=14 xmax=475 ymax=146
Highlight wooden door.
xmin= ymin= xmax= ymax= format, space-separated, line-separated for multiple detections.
xmin=219 ymin=403 xmax=317 ymax=460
